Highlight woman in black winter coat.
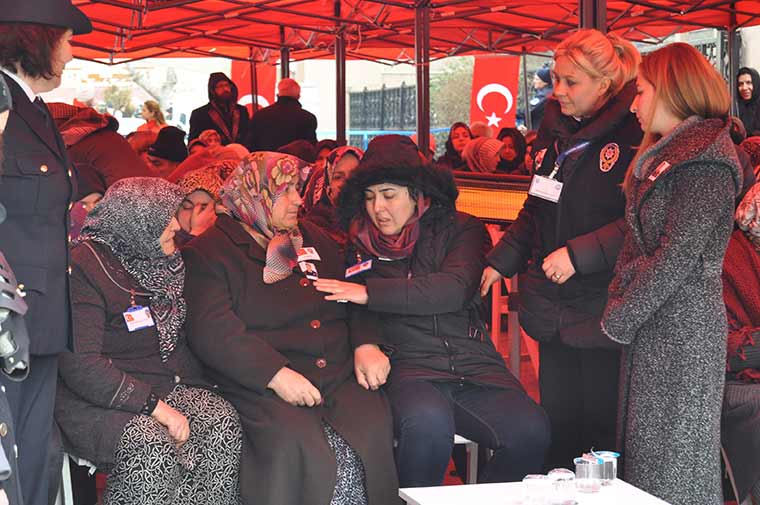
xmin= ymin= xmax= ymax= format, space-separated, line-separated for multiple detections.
xmin=315 ymin=135 xmax=549 ymax=488
xmin=435 ymin=122 xmax=472 ymax=171
xmin=480 ymin=29 xmax=643 ymax=470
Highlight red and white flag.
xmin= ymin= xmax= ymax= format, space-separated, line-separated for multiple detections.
xmin=469 ymin=55 xmax=520 ymax=130
xmin=231 ymin=61 xmax=277 ymax=116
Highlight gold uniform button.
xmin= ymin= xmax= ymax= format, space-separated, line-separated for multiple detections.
xmin=310 ymin=319 xmax=321 ymax=329
xmin=0 ymin=423 xmax=8 ymax=437
xmin=315 ymin=358 xmax=327 ymax=369
xmin=67 ymin=169 xmax=73 ymax=178
xmin=68 ymin=202 xmax=73 ymax=211
xmin=39 ymin=165 xmax=48 ymax=173
xmin=67 ymin=266 xmax=72 ymax=275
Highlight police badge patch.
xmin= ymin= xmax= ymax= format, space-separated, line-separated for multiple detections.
xmin=534 ymin=148 xmax=548 ymax=171
xmin=599 ymin=143 xmax=620 ymax=173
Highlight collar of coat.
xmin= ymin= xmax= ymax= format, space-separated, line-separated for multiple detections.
xmin=630 ymin=116 xmax=743 ymax=208
xmin=542 ymin=79 xmax=638 ymax=147
xmin=215 ymin=213 xmax=267 ymax=262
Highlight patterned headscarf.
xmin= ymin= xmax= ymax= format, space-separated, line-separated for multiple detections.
xmin=177 ymin=160 xmax=238 ymax=201
xmin=303 ymin=146 xmax=364 ymax=212
xmin=79 ymin=177 xmax=186 ymax=362
xmin=221 ymin=152 xmax=310 ymax=283
xmin=737 ymin=182 xmax=760 ymax=250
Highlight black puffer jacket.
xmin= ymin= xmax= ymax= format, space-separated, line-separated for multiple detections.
xmin=341 ymin=149 xmax=517 ymax=389
xmin=488 ymin=80 xmax=643 ymax=348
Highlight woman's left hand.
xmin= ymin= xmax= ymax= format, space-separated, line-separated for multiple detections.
xmin=313 ymin=279 xmax=369 ymax=305
xmin=354 ymin=344 xmax=390 ymax=390
xmin=542 ymin=246 xmax=576 ymax=285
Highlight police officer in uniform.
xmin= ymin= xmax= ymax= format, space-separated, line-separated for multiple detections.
xmin=0 ymin=3 xmax=92 ymax=504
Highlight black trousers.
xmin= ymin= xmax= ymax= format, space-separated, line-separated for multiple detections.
xmin=538 ymin=339 xmax=620 ymax=470
xmin=0 ymin=355 xmax=59 ymax=505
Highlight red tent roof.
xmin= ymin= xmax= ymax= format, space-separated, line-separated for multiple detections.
xmin=72 ymin=0 xmax=760 ymax=64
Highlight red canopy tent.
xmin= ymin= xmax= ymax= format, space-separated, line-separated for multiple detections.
xmin=71 ymin=0 xmax=760 ymax=147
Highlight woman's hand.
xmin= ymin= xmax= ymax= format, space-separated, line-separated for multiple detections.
xmin=480 ymin=266 xmax=504 ymax=297
xmin=267 ymin=367 xmax=322 ymax=407
xmin=354 ymin=344 xmax=390 ymax=391
xmin=542 ymin=246 xmax=576 ymax=284
xmin=151 ymin=400 xmax=190 ymax=447
xmin=313 ymin=279 xmax=368 ymax=305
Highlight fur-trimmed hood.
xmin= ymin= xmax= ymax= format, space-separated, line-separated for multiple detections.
xmin=338 ymin=134 xmax=458 ymax=229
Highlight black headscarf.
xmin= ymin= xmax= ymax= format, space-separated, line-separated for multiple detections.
xmin=79 ymin=177 xmax=186 ymax=362
xmin=737 ymin=67 xmax=760 ymax=136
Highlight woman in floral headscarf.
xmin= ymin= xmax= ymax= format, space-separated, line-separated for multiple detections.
xmin=721 ymin=182 xmax=760 ymax=505
xmin=55 ymin=177 xmax=242 ymax=505
xmin=301 ymin=146 xmax=363 ymax=245
xmin=182 ymin=152 xmax=398 ymax=505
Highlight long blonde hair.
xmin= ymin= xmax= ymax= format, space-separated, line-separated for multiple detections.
xmin=623 ymin=43 xmax=730 ymax=192
xmin=143 ymin=100 xmax=166 ymax=126
xmin=554 ymin=29 xmax=640 ymax=97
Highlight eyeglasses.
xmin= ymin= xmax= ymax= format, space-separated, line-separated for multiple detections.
xmin=0 ymin=77 xmax=12 ymax=115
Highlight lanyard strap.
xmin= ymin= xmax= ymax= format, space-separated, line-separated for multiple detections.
xmin=548 ymin=140 xmax=591 ymax=179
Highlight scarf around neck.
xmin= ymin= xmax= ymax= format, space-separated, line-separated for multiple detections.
xmin=78 ymin=177 xmax=186 ymax=362
xmin=221 ymin=151 xmax=310 ymax=283
xmin=349 ymin=192 xmax=430 ymax=261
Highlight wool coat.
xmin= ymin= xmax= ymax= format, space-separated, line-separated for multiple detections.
xmin=245 ymin=96 xmax=317 ymax=152
xmin=602 ymin=117 xmax=742 ymax=505
xmin=182 ymin=215 xmax=399 ymax=505
xmin=56 ymin=241 xmax=209 ymax=470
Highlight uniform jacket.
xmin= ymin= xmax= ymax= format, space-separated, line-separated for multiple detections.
xmin=602 ymin=116 xmax=742 ymax=505
xmin=56 ymin=241 xmax=208 ymax=469
xmin=0 ymin=74 xmax=75 ymax=355
xmin=487 ymin=80 xmax=642 ymax=348
xmin=182 ymin=215 xmax=398 ymax=505
xmin=245 ymin=96 xmax=317 ymax=152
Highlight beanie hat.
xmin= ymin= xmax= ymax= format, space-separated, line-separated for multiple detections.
xmin=536 ymin=66 xmax=552 ymax=85
xmin=462 ymin=137 xmax=502 ymax=173
xmin=338 ymin=134 xmax=458 ymax=228
xmin=148 ymin=126 xmax=188 ymax=163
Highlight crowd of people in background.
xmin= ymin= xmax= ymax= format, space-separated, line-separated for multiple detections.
xmin=3 ymin=2 xmax=760 ymax=505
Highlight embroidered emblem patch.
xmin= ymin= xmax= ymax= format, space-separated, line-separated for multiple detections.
xmin=534 ymin=148 xmax=547 ymax=171
xmin=599 ymin=143 xmax=620 ymax=173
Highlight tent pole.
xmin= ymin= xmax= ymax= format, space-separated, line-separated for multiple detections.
xmin=249 ymin=47 xmax=259 ymax=110
xmin=522 ymin=46 xmax=532 ymax=131
xmin=280 ymin=27 xmax=290 ymax=79
xmin=415 ymin=1 xmax=431 ymax=155
xmin=335 ymin=1 xmax=347 ymax=145
xmin=579 ymin=0 xmax=606 ymax=32
xmin=728 ymin=6 xmax=739 ymax=116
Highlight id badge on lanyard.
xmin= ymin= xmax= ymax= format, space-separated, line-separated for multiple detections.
xmin=528 ymin=141 xmax=591 ymax=203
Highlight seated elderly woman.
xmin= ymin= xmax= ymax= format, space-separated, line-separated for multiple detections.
xmin=174 ymin=160 xmax=238 ymax=246
xmin=181 ymin=152 xmax=398 ymax=505
xmin=314 ymin=135 xmax=550 ymax=487
xmin=722 ymin=183 xmax=760 ymax=505
xmin=55 ymin=177 xmax=242 ymax=504
xmin=301 ymin=146 xmax=363 ymax=245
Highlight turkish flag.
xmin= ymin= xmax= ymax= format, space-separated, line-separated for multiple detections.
xmin=469 ymin=55 xmax=520 ymax=131
xmin=231 ymin=61 xmax=277 ymax=116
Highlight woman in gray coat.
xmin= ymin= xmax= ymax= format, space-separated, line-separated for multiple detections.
xmin=602 ymin=43 xmax=743 ymax=505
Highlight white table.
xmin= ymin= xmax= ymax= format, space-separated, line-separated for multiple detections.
xmin=399 ymin=479 xmax=670 ymax=505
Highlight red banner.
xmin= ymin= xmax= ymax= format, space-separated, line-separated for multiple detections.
xmin=469 ymin=55 xmax=521 ymax=131
xmin=231 ymin=61 xmax=277 ymax=116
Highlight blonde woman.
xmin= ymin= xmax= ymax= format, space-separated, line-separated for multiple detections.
xmin=480 ymin=29 xmax=642 ymax=469
xmin=138 ymin=100 xmax=167 ymax=134
xmin=602 ymin=43 xmax=742 ymax=504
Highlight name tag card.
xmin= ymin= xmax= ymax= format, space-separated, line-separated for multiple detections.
xmin=123 ymin=306 xmax=155 ymax=332
xmin=529 ymin=175 xmax=564 ymax=203
xmin=345 ymin=259 xmax=373 ymax=278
